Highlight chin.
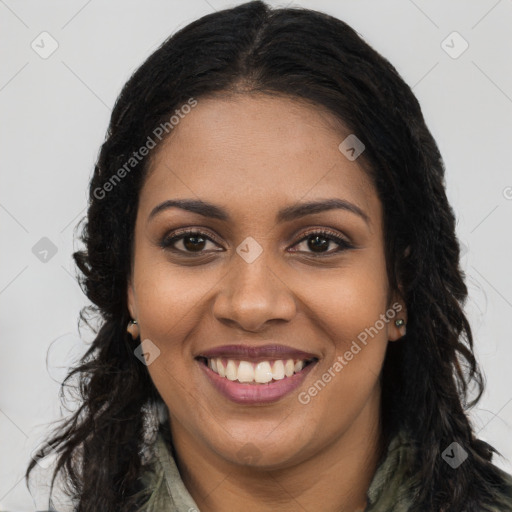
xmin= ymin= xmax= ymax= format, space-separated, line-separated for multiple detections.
xmin=212 ymin=430 xmax=311 ymax=470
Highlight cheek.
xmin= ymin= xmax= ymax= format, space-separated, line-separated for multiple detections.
xmin=289 ymin=254 xmax=390 ymax=347
xmin=133 ymin=254 xmax=218 ymax=341
xmin=132 ymin=260 xmax=209 ymax=415
xmin=293 ymin=272 xmax=390 ymax=444
xmin=290 ymin=252 xmax=390 ymax=396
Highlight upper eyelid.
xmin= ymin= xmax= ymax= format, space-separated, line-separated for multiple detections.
xmin=164 ymin=228 xmax=223 ymax=247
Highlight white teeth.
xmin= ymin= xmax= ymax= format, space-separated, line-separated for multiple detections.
xmin=205 ymin=357 xmax=313 ymax=383
xmin=271 ymin=360 xmax=285 ymax=380
xmin=217 ymin=360 xmax=226 ymax=378
xmin=225 ymin=360 xmax=237 ymax=381
xmin=254 ymin=361 xmax=273 ymax=383
xmin=237 ymin=361 xmax=254 ymax=382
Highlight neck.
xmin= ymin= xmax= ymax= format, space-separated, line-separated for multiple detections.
xmin=170 ymin=391 xmax=384 ymax=512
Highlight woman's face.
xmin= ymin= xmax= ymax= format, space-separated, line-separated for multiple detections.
xmin=128 ymin=94 xmax=406 ymax=469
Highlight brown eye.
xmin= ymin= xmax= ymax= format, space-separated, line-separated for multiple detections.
xmin=160 ymin=230 xmax=221 ymax=254
xmin=306 ymin=234 xmax=330 ymax=252
xmin=291 ymin=230 xmax=353 ymax=255
xmin=182 ymin=233 xmax=207 ymax=252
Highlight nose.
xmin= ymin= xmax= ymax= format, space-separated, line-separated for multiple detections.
xmin=212 ymin=252 xmax=297 ymax=332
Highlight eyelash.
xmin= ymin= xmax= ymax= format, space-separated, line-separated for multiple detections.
xmin=159 ymin=228 xmax=354 ymax=257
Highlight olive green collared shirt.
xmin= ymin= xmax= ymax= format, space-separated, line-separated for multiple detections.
xmin=136 ymin=429 xmax=512 ymax=511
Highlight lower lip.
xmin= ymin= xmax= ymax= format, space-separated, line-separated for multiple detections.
xmin=197 ymin=359 xmax=317 ymax=404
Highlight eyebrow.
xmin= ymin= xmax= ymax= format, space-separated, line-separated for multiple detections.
xmin=148 ymin=198 xmax=370 ymax=226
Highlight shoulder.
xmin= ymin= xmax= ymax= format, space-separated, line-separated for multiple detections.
xmin=367 ymin=429 xmax=512 ymax=511
xmin=487 ymin=463 xmax=512 ymax=511
xmin=133 ymin=432 xmax=200 ymax=512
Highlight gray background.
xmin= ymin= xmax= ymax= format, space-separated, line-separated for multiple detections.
xmin=1 ymin=0 xmax=511 ymax=509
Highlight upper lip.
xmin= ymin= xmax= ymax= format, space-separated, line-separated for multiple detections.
xmin=197 ymin=344 xmax=318 ymax=361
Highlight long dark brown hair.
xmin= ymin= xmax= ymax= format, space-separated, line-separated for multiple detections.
xmin=26 ymin=2 xmax=511 ymax=510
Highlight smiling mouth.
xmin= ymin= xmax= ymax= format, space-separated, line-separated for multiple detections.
xmin=196 ymin=356 xmax=318 ymax=384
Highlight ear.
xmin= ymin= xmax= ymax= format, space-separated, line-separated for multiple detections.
xmin=127 ymin=278 xmax=137 ymax=321
xmin=388 ymin=287 xmax=407 ymax=342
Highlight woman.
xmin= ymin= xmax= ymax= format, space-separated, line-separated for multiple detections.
xmin=25 ymin=1 xmax=512 ymax=511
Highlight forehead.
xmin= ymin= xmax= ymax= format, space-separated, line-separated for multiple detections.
xmin=139 ymin=94 xmax=379 ymax=226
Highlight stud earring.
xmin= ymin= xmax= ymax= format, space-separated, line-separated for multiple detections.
xmin=127 ymin=319 xmax=139 ymax=339
xmin=395 ymin=318 xmax=406 ymax=337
